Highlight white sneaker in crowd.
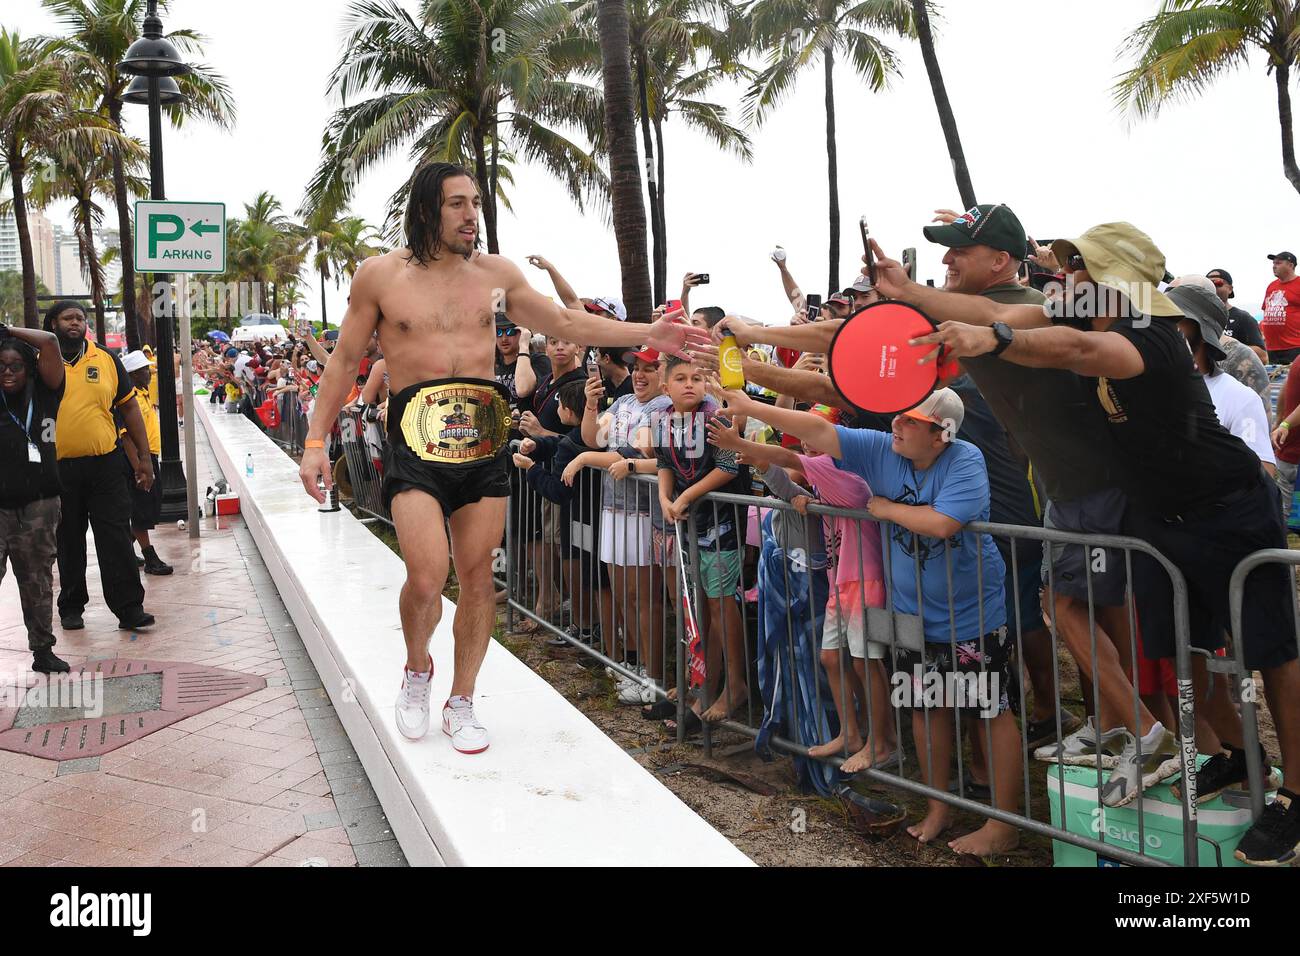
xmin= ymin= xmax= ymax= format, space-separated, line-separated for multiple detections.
xmin=442 ymin=695 xmax=490 ymax=754
xmin=395 ymin=665 xmax=433 ymax=740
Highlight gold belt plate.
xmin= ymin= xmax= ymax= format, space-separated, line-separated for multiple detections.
xmin=398 ymin=383 xmax=512 ymax=463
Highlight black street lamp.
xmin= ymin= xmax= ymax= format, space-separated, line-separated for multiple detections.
xmin=119 ymin=0 xmax=190 ymax=522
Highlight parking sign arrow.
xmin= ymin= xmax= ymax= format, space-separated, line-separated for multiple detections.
xmin=190 ymin=221 xmax=220 ymax=237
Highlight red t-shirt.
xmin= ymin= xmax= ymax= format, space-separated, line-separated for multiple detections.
xmin=1278 ymin=357 xmax=1300 ymax=464
xmin=1261 ymin=277 xmax=1300 ymax=350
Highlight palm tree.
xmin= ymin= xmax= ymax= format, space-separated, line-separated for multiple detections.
xmin=0 ymin=29 xmax=124 ymax=327
xmin=910 ymin=0 xmax=974 ymax=208
xmin=743 ymin=0 xmax=915 ymax=296
xmin=1116 ymin=1 xmax=1300 ymax=196
xmin=42 ymin=0 xmax=236 ymax=349
xmin=571 ymin=0 xmax=753 ymax=304
xmin=27 ymin=134 xmax=149 ymax=337
xmin=596 ymin=0 xmax=653 ymax=321
xmin=308 ymin=0 xmax=609 ymax=252
xmin=297 ymin=203 xmax=384 ymax=328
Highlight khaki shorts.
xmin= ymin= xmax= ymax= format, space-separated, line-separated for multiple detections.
xmin=822 ymin=580 xmax=888 ymax=659
xmin=540 ymin=499 xmax=562 ymax=546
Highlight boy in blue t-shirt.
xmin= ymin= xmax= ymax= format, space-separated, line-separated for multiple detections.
xmin=714 ymin=384 xmax=1019 ymax=858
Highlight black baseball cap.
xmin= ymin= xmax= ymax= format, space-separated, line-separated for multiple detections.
xmin=1268 ymin=251 xmax=1298 ymax=265
xmin=1206 ymin=268 xmax=1234 ymax=298
xmin=923 ymin=203 xmax=1028 ymax=259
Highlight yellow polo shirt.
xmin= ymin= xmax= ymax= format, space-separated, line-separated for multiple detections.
xmin=56 ymin=340 xmax=133 ymax=459
xmin=118 ymin=387 xmax=161 ymax=456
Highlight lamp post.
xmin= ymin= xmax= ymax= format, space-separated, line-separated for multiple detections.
xmin=119 ymin=0 xmax=190 ymax=521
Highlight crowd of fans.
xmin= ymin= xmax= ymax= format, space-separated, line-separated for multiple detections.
xmin=102 ymin=205 xmax=1300 ymax=867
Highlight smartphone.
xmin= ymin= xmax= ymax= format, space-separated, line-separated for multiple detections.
xmin=806 ymin=293 xmax=822 ymax=323
xmin=586 ymin=350 xmax=600 ymax=378
xmin=859 ymin=216 xmax=876 ymax=285
xmin=694 ymin=273 xmax=710 ymax=285
xmin=902 ymin=247 xmax=917 ymax=283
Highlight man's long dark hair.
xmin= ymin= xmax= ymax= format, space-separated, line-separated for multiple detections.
xmin=404 ymin=162 xmax=480 ymax=266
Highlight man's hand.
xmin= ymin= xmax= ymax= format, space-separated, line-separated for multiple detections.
xmin=525 ymin=255 xmax=553 ymax=272
xmin=299 ymin=447 xmax=330 ymax=503
xmin=792 ymin=494 xmax=813 ymax=516
xmin=1028 ymin=241 xmax=1059 ymax=272
xmin=682 ymin=271 xmax=704 ymax=290
xmin=512 ymin=452 xmax=535 ymax=471
xmin=519 ymin=437 xmax=537 ymax=456
xmin=931 ymin=208 xmax=961 ymax=224
xmin=645 ymin=311 xmax=710 ymax=360
xmin=1273 ymin=425 xmax=1290 ymax=452
xmin=706 ymin=416 xmax=744 ymax=451
xmin=518 ymin=411 xmax=544 ymax=437
xmin=608 ymin=458 xmax=634 ymax=480
xmin=711 ymin=315 xmax=757 ymax=347
xmin=909 ymin=321 xmax=997 ymax=365
xmin=689 ymin=342 xmax=720 ymax=372
xmin=134 ymin=458 xmax=155 ymax=492
xmin=863 ymin=239 xmax=913 ymax=300
xmin=793 ymin=351 xmax=825 ymax=373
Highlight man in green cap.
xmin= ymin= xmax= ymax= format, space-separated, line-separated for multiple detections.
xmin=868 ymin=222 xmax=1300 ymax=866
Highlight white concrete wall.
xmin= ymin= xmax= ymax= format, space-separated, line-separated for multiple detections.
xmin=195 ymin=396 xmax=752 ymax=867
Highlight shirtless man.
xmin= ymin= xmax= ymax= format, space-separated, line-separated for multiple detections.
xmin=299 ymin=162 xmax=705 ymax=753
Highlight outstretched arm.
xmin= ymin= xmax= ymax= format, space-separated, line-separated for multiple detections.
xmin=525 ymin=255 xmax=583 ymax=310
xmin=910 ymin=322 xmax=1146 ymax=378
xmin=709 ymin=386 xmax=841 ymax=459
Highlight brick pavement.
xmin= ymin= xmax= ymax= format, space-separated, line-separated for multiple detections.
xmin=0 ymin=420 xmax=406 ymax=867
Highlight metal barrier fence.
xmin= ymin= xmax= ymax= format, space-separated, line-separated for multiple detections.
xmin=243 ymin=393 xmax=1288 ymax=868
xmin=337 ymin=406 xmax=392 ymax=523
xmin=501 ymin=466 xmax=1231 ymax=867
xmin=1228 ymin=549 xmax=1300 ymax=821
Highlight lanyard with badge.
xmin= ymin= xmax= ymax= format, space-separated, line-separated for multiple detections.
xmin=1 ymin=393 xmax=40 ymax=464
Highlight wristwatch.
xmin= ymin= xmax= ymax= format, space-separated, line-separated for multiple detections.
xmin=990 ymin=322 xmax=1014 ymax=357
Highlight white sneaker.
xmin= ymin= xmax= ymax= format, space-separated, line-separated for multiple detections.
xmin=618 ymin=669 xmax=656 ymax=705
xmin=613 ymin=664 xmax=644 ymax=689
xmin=442 ymin=695 xmax=490 ymax=754
xmin=395 ymin=666 xmax=433 ymax=740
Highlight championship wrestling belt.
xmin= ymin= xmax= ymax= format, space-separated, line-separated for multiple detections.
xmin=398 ymin=382 xmax=512 ymax=463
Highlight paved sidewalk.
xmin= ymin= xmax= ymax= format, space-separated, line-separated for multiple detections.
xmin=0 ymin=420 xmax=406 ymax=867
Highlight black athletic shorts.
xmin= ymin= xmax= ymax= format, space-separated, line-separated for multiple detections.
xmin=381 ymin=378 xmax=513 ymax=516
xmin=1125 ymin=471 xmax=1299 ymax=670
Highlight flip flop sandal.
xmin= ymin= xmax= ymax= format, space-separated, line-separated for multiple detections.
xmin=663 ymin=711 xmax=703 ymax=737
xmin=641 ymin=699 xmax=677 ymax=721
xmin=513 ymin=618 xmax=542 ymax=635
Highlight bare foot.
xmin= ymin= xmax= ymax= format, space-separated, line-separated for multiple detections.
xmin=907 ymin=807 xmax=953 ymax=844
xmin=807 ymin=733 xmax=864 ymax=760
xmin=701 ymin=686 xmax=748 ymax=722
xmin=840 ymin=742 xmax=896 ymax=774
xmin=948 ymin=821 xmax=1020 ymax=857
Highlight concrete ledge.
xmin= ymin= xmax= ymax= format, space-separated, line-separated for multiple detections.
xmin=195 ymin=396 xmax=751 ymax=866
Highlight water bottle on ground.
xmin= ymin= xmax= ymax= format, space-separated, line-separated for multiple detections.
xmin=245 ymin=453 xmax=254 ymax=478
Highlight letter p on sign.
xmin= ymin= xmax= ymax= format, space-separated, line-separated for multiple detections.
xmin=149 ymin=214 xmax=185 ymax=258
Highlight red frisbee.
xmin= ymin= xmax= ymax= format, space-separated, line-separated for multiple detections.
xmin=828 ymin=301 xmax=946 ymax=415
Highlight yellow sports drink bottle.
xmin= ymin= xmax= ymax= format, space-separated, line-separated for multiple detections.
xmin=719 ymin=334 xmax=745 ymax=390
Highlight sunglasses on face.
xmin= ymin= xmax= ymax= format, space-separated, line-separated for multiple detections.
xmin=1210 ymin=276 xmax=1226 ymax=287
xmin=0 ymin=362 xmax=26 ymax=374
xmin=496 ymin=326 xmax=519 ymax=337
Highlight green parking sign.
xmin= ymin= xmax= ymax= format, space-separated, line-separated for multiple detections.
xmin=134 ymin=201 xmax=226 ymax=274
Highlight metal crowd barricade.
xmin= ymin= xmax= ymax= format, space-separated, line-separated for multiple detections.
xmin=337 ymin=406 xmax=391 ymax=524
xmin=1227 ymin=549 xmax=1300 ymax=821
xmin=504 ymin=466 xmax=1215 ymax=867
